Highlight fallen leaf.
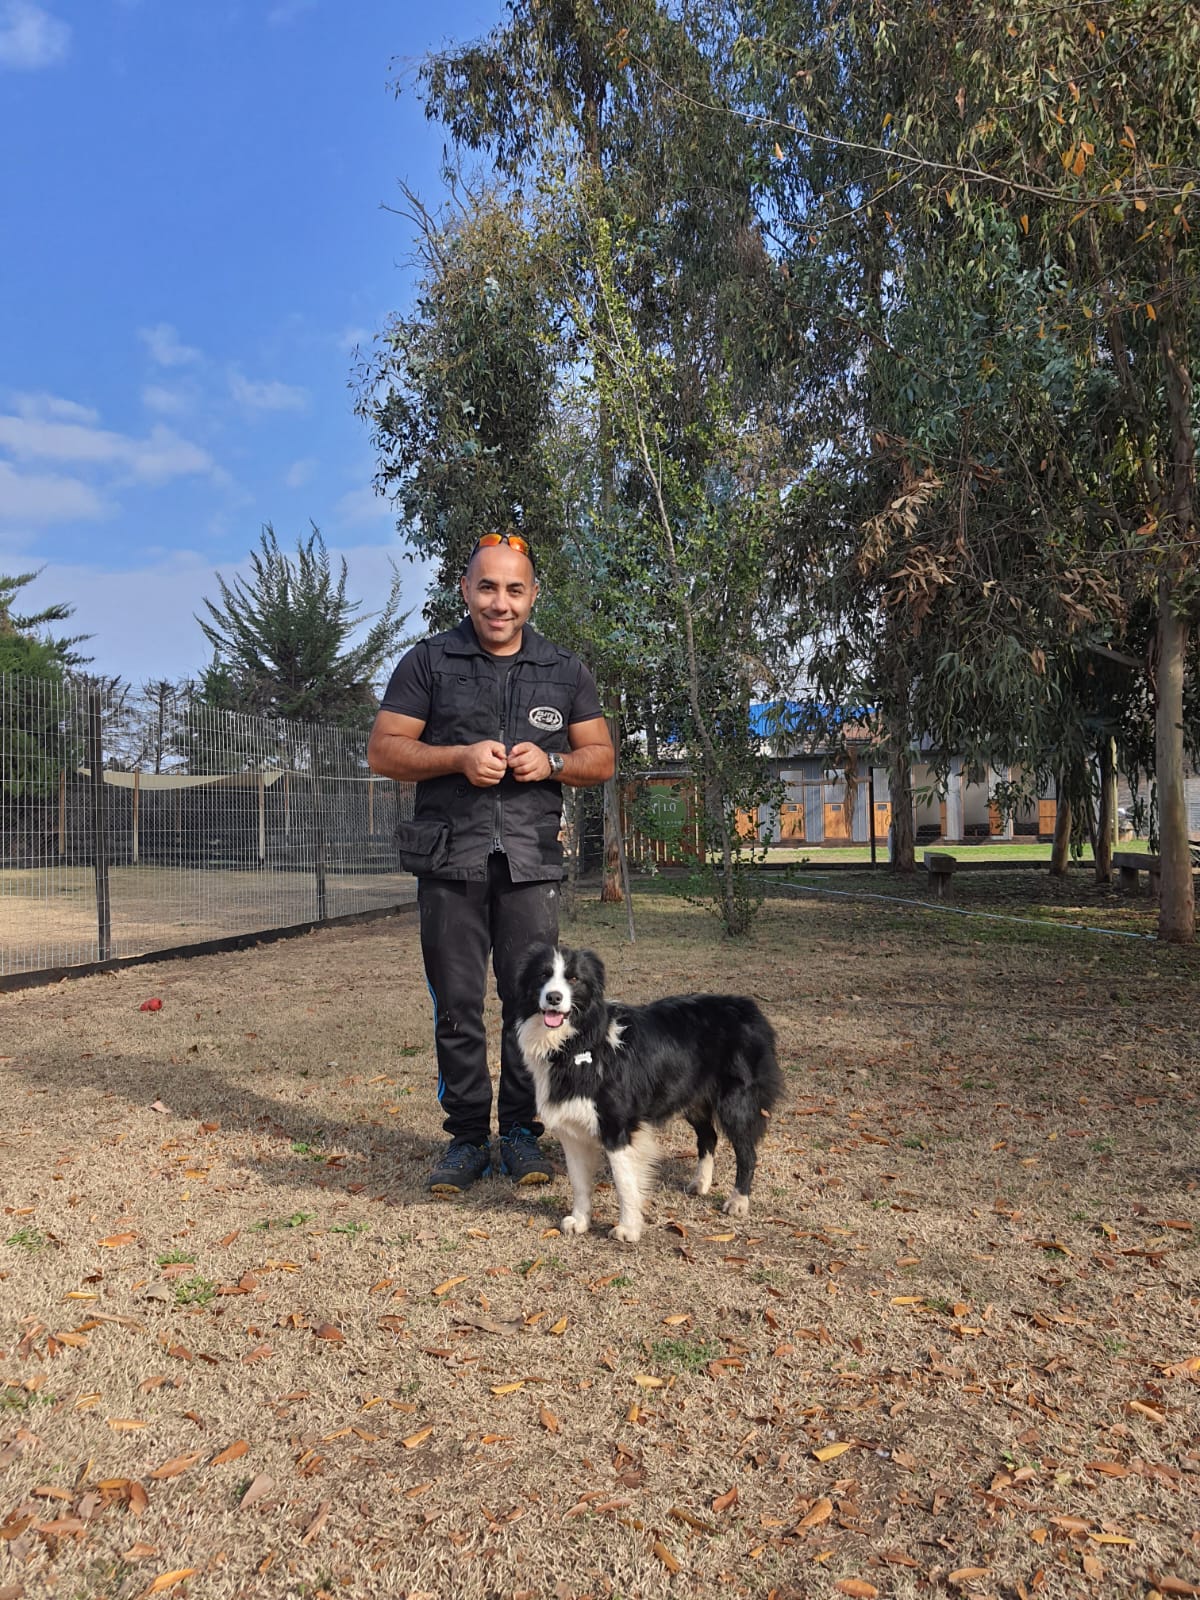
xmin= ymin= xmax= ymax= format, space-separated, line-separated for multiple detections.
xmin=99 ymin=1232 xmax=138 ymax=1248
xmin=949 ymin=1569 xmax=990 ymax=1585
xmin=239 ymin=1474 xmax=275 ymax=1508
xmin=401 ymin=1427 xmax=434 ymax=1449
xmin=312 ymin=1323 xmax=344 ymax=1344
xmin=432 ymin=1276 xmax=468 ymax=1297
xmin=491 ymin=1382 xmax=526 ymax=1396
xmin=148 ymin=1452 xmax=202 ymax=1481
xmin=539 ymin=1405 xmax=559 ymax=1433
xmin=834 ymin=1582 xmax=878 ymax=1598
xmin=797 ymin=1496 xmax=833 ymax=1528
xmin=139 ymin=999 xmax=163 ymax=1012
xmin=300 ymin=1501 xmax=331 ymax=1545
xmin=143 ymin=1570 xmax=195 ymax=1595
xmin=652 ymin=1539 xmax=681 ymax=1574
xmin=634 ymin=1375 xmax=665 ymax=1389
xmin=106 ymin=1418 xmax=147 ymax=1432
xmin=210 ymin=1440 xmax=248 ymax=1467
xmin=123 ymin=1541 xmax=158 ymax=1560
xmin=712 ymin=1486 xmax=738 ymax=1513
xmin=813 ymin=1441 xmax=852 ymax=1462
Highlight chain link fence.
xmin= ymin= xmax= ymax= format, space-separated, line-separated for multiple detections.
xmin=1 ymin=674 xmax=415 ymax=980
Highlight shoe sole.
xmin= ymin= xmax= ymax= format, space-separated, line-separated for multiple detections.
xmin=511 ymin=1170 xmax=551 ymax=1185
xmin=428 ymin=1178 xmax=482 ymax=1193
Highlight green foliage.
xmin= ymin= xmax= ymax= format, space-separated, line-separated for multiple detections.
xmin=355 ymin=194 xmax=563 ymax=627
xmin=174 ymin=1274 xmax=217 ymax=1308
xmin=196 ymin=524 xmax=410 ymax=725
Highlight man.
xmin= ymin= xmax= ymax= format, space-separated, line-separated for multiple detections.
xmin=367 ymin=533 xmax=614 ymax=1194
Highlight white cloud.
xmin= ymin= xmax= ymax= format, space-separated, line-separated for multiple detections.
xmin=141 ymin=384 xmax=190 ymax=417
xmin=332 ymin=484 xmax=396 ymax=527
xmin=0 ymin=1 xmax=69 ymax=70
xmin=0 ymin=461 xmax=108 ymax=524
xmin=0 ymin=409 xmax=218 ymax=485
xmin=229 ymin=372 xmax=309 ymax=412
xmin=284 ymin=457 xmax=315 ymax=489
xmin=13 ymin=392 xmax=100 ymax=426
xmin=36 ymin=541 xmax=428 ymax=686
xmin=337 ymin=325 xmax=372 ymax=353
xmin=267 ymin=0 xmax=317 ymax=24
xmin=138 ymin=322 xmax=202 ymax=368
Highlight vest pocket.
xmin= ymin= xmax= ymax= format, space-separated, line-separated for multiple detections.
xmin=394 ymin=818 xmax=451 ymax=874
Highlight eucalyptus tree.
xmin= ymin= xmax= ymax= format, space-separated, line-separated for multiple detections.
xmin=355 ymin=190 xmax=564 ymax=628
xmin=741 ymin=0 xmax=1197 ymax=933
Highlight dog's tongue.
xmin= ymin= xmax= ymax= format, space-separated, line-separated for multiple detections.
xmin=543 ymin=1011 xmax=565 ymax=1029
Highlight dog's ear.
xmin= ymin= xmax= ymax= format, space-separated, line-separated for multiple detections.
xmin=581 ymin=948 xmax=606 ymax=992
xmin=518 ymin=943 xmax=554 ymax=987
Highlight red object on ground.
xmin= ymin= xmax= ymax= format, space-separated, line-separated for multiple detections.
xmin=139 ymin=998 xmax=163 ymax=1012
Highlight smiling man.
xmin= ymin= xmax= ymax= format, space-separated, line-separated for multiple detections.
xmin=367 ymin=533 xmax=614 ymax=1194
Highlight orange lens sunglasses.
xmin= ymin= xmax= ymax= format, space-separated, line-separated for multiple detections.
xmin=473 ymin=532 xmax=532 ymax=557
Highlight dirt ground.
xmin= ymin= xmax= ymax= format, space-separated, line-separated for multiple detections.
xmin=1 ymin=883 xmax=1198 ymax=1600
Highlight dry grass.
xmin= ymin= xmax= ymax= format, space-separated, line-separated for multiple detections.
xmin=0 ymin=866 xmax=415 ymax=974
xmin=1 ymin=886 xmax=1198 ymax=1600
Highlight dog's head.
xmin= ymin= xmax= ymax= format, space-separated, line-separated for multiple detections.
xmin=518 ymin=944 xmax=606 ymax=1036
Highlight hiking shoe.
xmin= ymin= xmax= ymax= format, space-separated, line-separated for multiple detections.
xmin=427 ymin=1138 xmax=491 ymax=1194
xmin=497 ymin=1127 xmax=552 ymax=1185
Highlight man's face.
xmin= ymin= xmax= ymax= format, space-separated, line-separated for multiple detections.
xmin=460 ymin=543 xmax=538 ymax=656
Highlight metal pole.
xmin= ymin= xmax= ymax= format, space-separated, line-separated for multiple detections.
xmin=87 ymin=685 xmax=112 ymax=961
xmin=868 ymin=768 xmax=877 ymax=866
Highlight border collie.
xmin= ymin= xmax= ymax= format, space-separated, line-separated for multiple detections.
xmin=515 ymin=945 xmax=783 ymax=1244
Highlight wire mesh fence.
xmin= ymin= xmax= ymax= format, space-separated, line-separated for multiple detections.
xmin=1 ymin=674 xmax=416 ymax=979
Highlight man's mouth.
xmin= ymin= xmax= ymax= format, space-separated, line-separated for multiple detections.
xmin=542 ymin=1010 xmax=566 ymax=1029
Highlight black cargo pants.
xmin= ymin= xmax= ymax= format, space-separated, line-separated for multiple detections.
xmin=417 ymin=853 xmax=560 ymax=1145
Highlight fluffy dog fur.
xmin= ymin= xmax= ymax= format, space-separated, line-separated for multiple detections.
xmin=515 ymin=944 xmax=782 ymax=1243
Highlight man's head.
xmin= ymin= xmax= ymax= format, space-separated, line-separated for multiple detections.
xmin=460 ymin=534 xmax=538 ymax=656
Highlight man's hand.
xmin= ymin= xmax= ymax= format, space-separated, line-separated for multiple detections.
xmin=461 ymin=740 xmax=509 ymax=786
xmin=507 ymin=741 xmax=552 ymax=783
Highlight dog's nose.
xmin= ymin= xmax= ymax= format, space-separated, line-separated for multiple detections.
xmin=544 ymin=989 xmax=563 ymax=1008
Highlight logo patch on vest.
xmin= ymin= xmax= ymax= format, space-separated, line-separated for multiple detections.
xmin=528 ymin=706 xmax=564 ymax=732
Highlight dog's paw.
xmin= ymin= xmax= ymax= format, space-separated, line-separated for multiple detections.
xmin=686 ymin=1175 xmax=710 ymax=1196
xmin=560 ymin=1213 xmax=590 ymax=1236
xmin=722 ymin=1192 xmax=750 ymax=1219
xmin=609 ymin=1222 xmax=643 ymax=1244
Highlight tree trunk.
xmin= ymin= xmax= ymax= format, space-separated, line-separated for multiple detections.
xmin=600 ymin=691 xmax=623 ymax=902
xmin=1155 ymin=580 xmax=1194 ymax=941
xmin=887 ymin=742 xmax=915 ymax=874
xmin=1154 ymin=282 xmax=1196 ymax=943
xmin=1094 ymin=737 xmax=1116 ymax=884
xmin=1049 ymin=788 xmax=1072 ymax=877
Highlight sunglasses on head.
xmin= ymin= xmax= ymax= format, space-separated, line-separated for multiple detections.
xmin=472 ymin=532 xmax=532 ymax=559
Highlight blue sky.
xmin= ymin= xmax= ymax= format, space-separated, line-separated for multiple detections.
xmin=0 ymin=0 xmax=502 ymax=686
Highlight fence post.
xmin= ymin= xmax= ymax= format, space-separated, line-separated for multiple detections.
xmin=311 ymin=731 xmax=327 ymax=922
xmin=87 ymin=684 xmax=112 ymax=961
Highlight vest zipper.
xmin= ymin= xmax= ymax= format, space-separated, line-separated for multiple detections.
xmin=493 ymin=661 xmax=507 ymax=854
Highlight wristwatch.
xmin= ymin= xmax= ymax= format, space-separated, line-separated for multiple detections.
xmin=547 ymin=751 xmax=565 ymax=777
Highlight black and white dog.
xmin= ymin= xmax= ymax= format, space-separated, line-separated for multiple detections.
xmin=515 ymin=945 xmax=783 ymax=1244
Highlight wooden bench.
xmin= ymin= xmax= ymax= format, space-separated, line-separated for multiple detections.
xmin=1112 ymin=851 xmax=1160 ymax=894
xmin=923 ymin=850 xmax=958 ymax=899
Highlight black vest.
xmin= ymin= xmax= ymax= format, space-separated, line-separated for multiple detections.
xmin=397 ymin=620 xmax=579 ymax=882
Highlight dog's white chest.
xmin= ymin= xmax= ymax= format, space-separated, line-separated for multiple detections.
xmin=541 ymin=1093 xmax=600 ymax=1142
